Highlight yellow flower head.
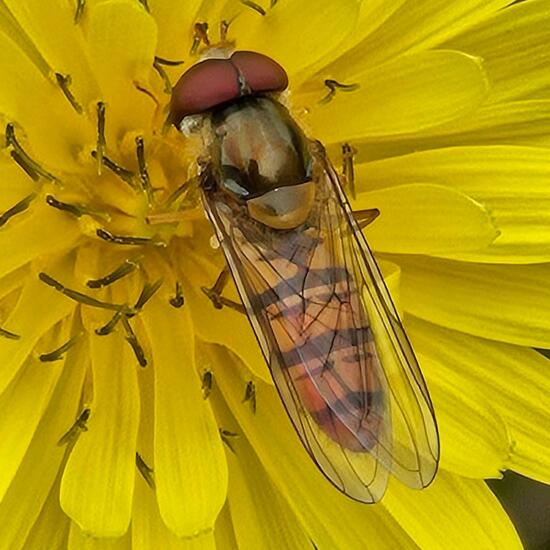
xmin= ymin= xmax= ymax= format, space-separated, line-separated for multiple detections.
xmin=0 ymin=1 xmax=549 ymax=548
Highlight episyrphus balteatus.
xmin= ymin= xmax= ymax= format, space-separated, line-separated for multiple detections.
xmin=170 ymin=49 xmax=440 ymax=503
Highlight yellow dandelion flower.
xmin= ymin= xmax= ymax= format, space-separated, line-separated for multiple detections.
xmin=0 ymin=0 xmax=548 ymax=548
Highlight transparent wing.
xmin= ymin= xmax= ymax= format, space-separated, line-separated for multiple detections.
xmin=202 ymin=142 xmax=439 ymax=502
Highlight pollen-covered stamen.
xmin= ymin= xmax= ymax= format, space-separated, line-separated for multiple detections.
xmin=202 ymin=370 xmax=213 ymax=399
xmin=91 ymin=150 xmax=137 ymax=190
xmin=86 ymin=258 xmax=141 ymax=289
xmin=240 ymin=0 xmax=266 ymax=16
xmin=55 ymin=73 xmax=83 ymax=114
xmin=169 ymin=281 xmax=184 ymax=308
xmin=342 ymin=142 xmax=357 ymax=199
xmin=96 ymin=102 xmax=106 ymax=175
xmin=6 ymin=123 xmax=58 ymax=182
xmin=319 ymin=79 xmax=360 ymax=105
xmin=39 ymin=332 xmax=82 ymax=362
xmin=191 ymin=22 xmax=209 ymax=55
xmin=219 ymin=428 xmax=239 ymax=454
xmin=135 ymin=136 xmax=154 ymax=204
xmin=121 ymin=315 xmax=147 ymax=367
xmin=95 ymin=309 xmax=124 ymax=336
xmin=96 ymin=228 xmax=164 ymax=247
xmin=74 ymin=0 xmax=86 ymax=24
xmin=38 ymin=272 xmax=125 ymax=311
xmin=242 ymin=380 xmax=257 ymax=413
xmin=58 ymin=407 xmax=91 ymax=446
xmin=0 ymin=193 xmax=37 ymax=227
xmin=0 ymin=326 xmax=20 ymax=340
xmin=136 ymin=452 xmax=155 ymax=489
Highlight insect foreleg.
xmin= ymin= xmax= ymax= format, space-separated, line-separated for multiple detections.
xmin=201 ymin=267 xmax=246 ymax=314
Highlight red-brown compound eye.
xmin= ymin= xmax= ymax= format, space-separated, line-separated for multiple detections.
xmin=170 ymin=51 xmax=289 ymax=126
xmin=171 ymin=58 xmax=240 ymax=124
xmin=230 ymin=50 xmax=288 ymax=95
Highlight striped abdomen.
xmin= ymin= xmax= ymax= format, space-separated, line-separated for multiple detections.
xmin=260 ymin=265 xmax=384 ymax=452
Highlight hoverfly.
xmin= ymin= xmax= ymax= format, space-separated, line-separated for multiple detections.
xmin=170 ymin=49 xmax=439 ymax=503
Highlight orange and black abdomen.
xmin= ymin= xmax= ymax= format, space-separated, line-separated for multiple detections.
xmin=258 ymin=264 xmax=385 ymax=452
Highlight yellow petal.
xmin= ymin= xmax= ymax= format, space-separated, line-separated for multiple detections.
xmin=444 ymin=0 xmax=550 ymax=103
xmin=392 ymin=254 xmax=550 ymax=348
xmin=84 ymin=0 xmax=158 ymax=140
xmin=214 ymin=505 xmax=238 ymax=550
xmin=0 ymin=335 xmax=87 ymax=549
xmin=356 ymin=146 xmax=550 ymax=263
xmin=0 ymin=200 xmax=80 ymax=281
xmin=148 ymin=0 xmax=203 ymax=61
xmin=227 ymin=0 xmax=359 ymax=77
xmin=213 ymin=398 xmax=311 ymax=550
xmin=67 ymin=522 xmax=132 ymax=549
xmin=356 ymin=183 xmax=498 ymax=254
xmin=0 ymin=30 xmax=93 ymax=170
xmin=204 ymin=344 xmax=416 ymax=550
xmin=327 ymin=0 xmax=512 ymax=77
xmin=383 ymin=471 xmax=522 ymax=549
xmin=3 ymin=0 xmax=101 ymax=107
xmin=0 ymin=275 xmax=74 ymax=396
xmin=22 ymin=471 xmax=70 ymax=550
xmin=60 ymin=328 xmax=140 ymax=537
xmin=141 ymin=297 xmax=227 ymax=538
xmin=408 ymin=316 xmax=550 ymax=484
xmin=304 ymin=50 xmax=488 ymax=142
xmin=0 ymin=324 xmax=68 ymax=501
xmin=181 ymin=238 xmax=271 ymax=383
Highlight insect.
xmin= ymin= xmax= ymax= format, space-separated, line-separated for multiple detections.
xmin=170 ymin=49 xmax=439 ymax=502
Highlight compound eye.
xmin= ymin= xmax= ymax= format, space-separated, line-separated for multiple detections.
xmin=171 ymin=59 xmax=239 ymax=125
xmin=247 ymin=181 xmax=315 ymax=230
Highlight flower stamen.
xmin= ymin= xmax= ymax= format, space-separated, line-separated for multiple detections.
xmin=38 ymin=272 xmax=125 ymax=311
xmin=169 ymin=281 xmax=184 ymax=308
xmin=239 ymin=0 xmax=266 ymax=16
xmin=55 ymin=73 xmax=83 ymax=114
xmin=219 ymin=428 xmax=239 ymax=454
xmin=74 ymin=0 xmax=86 ymax=24
xmin=5 ymin=123 xmax=58 ymax=182
xmin=86 ymin=258 xmax=141 ymax=289
xmin=0 ymin=326 xmax=21 ymax=340
xmin=95 ymin=309 xmax=124 ymax=336
xmin=137 ymin=0 xmax=150 ymax=13
xmin=58 ymin=407 xmax=91 ymax=446
xmin=135 ymin=136 xmax=154 ymax=205
xmin=45 ymin=194 xmax=85 ymax=218
xmin=0 ymin=193 xmax=37 ymax=227
xmin=153 ymin=58 xmax=173 ymax=94
xmin=91 ymin=150 xmax=137 ymax=190
xmin=319 ymin=79 xmax=360 ymax=105
xmin=136 ymin=452 xmax=155 ymax=489
xmin=131 ymin=279 xmax=163 ymax=313
xmin=95 ymin=228 xmax=164 ymax=247
xmin=121 ymin=315 xmax=147 ymax=367
xmin=96 ymin=102 xmax=106 ymax=175
xmin=242 ymin=380 xmax=256 ymax=413
xmin=39 ymin=332 xmax=82 ymax=362
xmin=191 ymin=22 xmax=210 ymax=55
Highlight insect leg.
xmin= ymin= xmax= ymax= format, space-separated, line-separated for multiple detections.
xmin=354 ymin=208 xmax=380 ymax=229
xmin=341 ymin=142 xmax=357 ymax=199
xmin=201 ymin=267 xmax=246 ymax=314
